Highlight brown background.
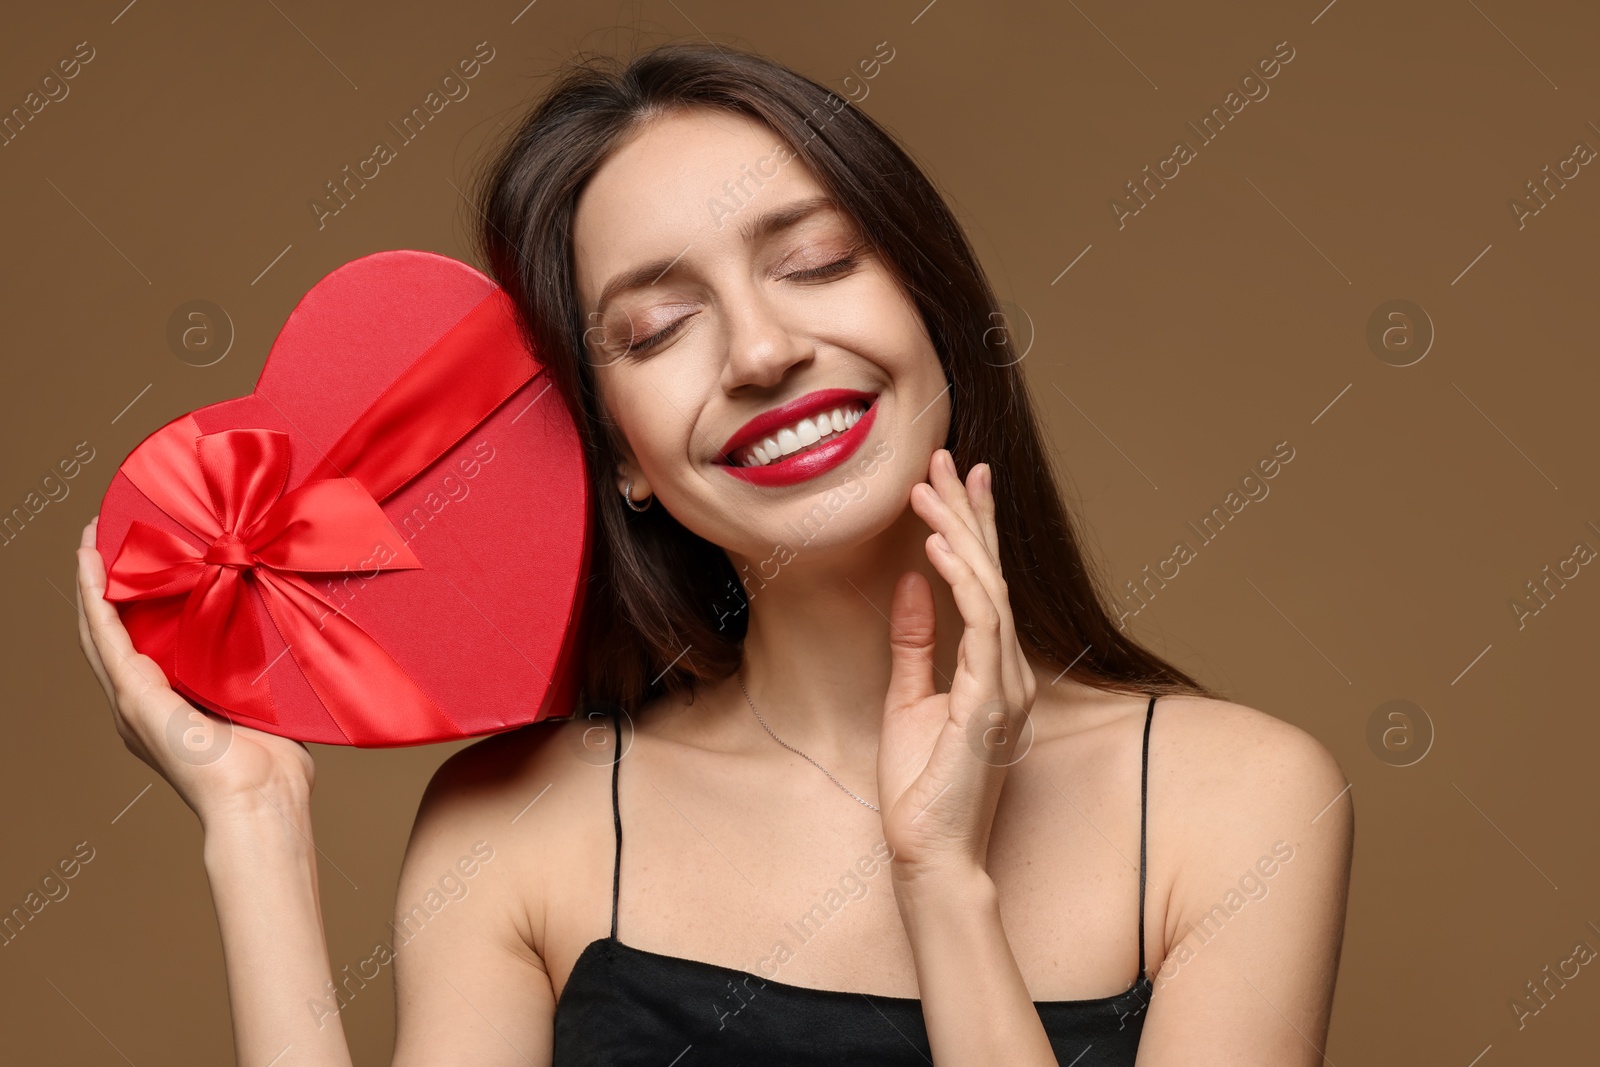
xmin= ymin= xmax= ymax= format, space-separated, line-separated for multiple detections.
xmin=3 ymin=0 xmax=1597 ymax=1062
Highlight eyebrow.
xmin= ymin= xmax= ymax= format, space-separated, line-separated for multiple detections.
xmin=590 ymin=194 xmax=839 ymax=315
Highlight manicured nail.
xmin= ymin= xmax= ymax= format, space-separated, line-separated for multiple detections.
xmin=980 ymin=465 xmax=991 ymax=494
xmin=931 ymin=533 xmax=951 ymax=553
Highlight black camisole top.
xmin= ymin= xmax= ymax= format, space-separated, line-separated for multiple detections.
xmin=551 ymin=696 xmax=1159 ymax=1064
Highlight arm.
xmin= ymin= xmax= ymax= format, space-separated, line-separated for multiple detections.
xmin=877 ymin=450 xmax=1058 ymax=1064
xmin=75 ymin=517 xmax=354 ymax=1065
xmin=891 ymin=701 xmax=1353 ymax=1066
xmin=203 ymin=790 xmax=357 ymax=1065
xmin=1134 ymin=702 xmax=1354 ymax=1064
xmin=203 ymin=722 xmax=558 ymax=1067
xmin=390 ymin=743 xmax=557 ymax=1067
xmin=893 ymin=865 xmax=1059 ymax=1062
xmin=77 ymin=516 xmax=556 ymax=1066
xmin=197 ymin=746 xmax=561 ymax=1067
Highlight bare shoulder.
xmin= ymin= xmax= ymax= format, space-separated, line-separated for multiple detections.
xmin=390 ymin=711 xmax=620 ymax=1065
xmin=1148 ymin=693 xmax=1354 ymax=984
xmin=412 ymin=712 xmax=611 ymax=827
xmin=401 ymin=711 xmax=620 ymax=955
xmin=1131 ymin=694 xmax=1355 ymax=1059
xmin=1150 ymin=692 xmax=1352 ymax=840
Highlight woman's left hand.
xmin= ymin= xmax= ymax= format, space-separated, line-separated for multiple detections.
xmin=877 ymin=447 xmax=1038 ymax=884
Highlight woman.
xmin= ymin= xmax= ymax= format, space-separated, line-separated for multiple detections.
xmin=74 ymin=42 xmax=1352 ymax=1065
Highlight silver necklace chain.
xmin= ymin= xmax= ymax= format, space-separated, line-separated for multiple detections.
xmin=736 ymin=671 xmax=881 ymax=813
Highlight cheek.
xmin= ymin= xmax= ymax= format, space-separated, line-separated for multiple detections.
xmin=804 ymin=277 xmax=948 ymax=457
xmin=601 ymin=363 xmax=710 ymax=480
xmin=816 ymin=275 xmax=936 ymax=379
xmin=843 ymin=281 xmax=946 ymax=408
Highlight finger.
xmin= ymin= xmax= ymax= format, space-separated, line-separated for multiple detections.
xmin=926 ymin=449 xmax=989 ymax=557
xmin=968 ymin=463 xmax=1027 ymax=705
xmin=912 ymin=479 xmax=1026 ymax=707
xmin=968 ymin=462 xmax=1000 ymax=563
xmin=75 ymin=521 xmax=103 ymax=638
xmin=75 ymin=533 xmax=164 ymax=699
xmin=924 ymin=532 xmax=1002 ymax=702
xmin=911 ymin=480 xmax=1013 ymax=642
xmin=912 ymin=481 xmax=999 ymax=593
xmin=75 ymin=519 xmax=117 ymax=692
xmin=884 ymin=570 xmax=937 ymax=713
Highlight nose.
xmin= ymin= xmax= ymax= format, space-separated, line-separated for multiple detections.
xmin=718 ymin=282 xmax=814 ymax=392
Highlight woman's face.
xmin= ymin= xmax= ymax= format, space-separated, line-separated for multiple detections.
xmin=571 ymin=107 xmax=950 ymax=565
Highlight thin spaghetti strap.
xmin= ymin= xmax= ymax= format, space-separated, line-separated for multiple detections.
xmin=1138 ymin=694 xmax=1155 ymax=980
xmin=608 ymin=704 xmax=623 ymax=941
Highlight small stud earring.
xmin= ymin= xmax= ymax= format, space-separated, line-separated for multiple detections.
xmin=622 ymin=479 xmax=652 ymax=512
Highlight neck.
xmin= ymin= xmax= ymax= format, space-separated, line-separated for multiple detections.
xmin=709 ymin=505 xmax=966 ymax=762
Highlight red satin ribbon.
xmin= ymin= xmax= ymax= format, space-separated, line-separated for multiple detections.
xmin=105 ymin=288 xmax=539 ymax=744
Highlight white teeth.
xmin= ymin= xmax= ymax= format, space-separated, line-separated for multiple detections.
xmin=731 ymin=402 xmax=870 ymax=468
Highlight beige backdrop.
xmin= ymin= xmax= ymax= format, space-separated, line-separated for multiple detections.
xmin=3 ymin=0 xmax=1597 ymax=1063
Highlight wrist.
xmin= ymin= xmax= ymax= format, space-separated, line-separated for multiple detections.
xmin=200 ymin=786 xmax=315 ymax=868
xmin=891 ymin=862 xmax=997 ymax=929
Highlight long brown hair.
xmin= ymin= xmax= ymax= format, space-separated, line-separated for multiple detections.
xmin=472 ymin=42 xmax=1218 ymax=713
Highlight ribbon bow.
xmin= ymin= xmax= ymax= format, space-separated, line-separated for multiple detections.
xmin=106 ymin=419 xmax=430 ymax=727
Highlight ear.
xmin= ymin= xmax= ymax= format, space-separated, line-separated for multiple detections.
xmin=615 ymin=461 xmax=652 ymax=504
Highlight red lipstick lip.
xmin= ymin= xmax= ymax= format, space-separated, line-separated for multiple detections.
xmin=718 ymin=387 xmax=879 ymax=462
xmin=721 ymin=400 xmax=878 ymax=487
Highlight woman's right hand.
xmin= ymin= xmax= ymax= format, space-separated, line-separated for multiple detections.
xmin=74 ymin=516 xmax=316 ymax=824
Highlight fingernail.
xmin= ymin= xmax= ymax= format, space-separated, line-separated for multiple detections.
xmin=932 ymin=533 xmax=951 ymax=553
xmin=981 ymin=465 xmax=992 ymax=494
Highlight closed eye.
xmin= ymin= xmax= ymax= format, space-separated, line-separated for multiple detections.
xmin=785 ymin=253 xmax=859 ymax=282
xmin=621 ymin=251 xmax=863 ymax=355
xmin=623 ymin=317 xmax=688 ymax=354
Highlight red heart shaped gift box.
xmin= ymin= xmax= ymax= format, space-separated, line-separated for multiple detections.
xmin=96 ymin=250 xmax=590 ymax=747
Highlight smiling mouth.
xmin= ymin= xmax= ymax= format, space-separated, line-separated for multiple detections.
xmin=726 ymin=401 xmax=871 ymax=468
